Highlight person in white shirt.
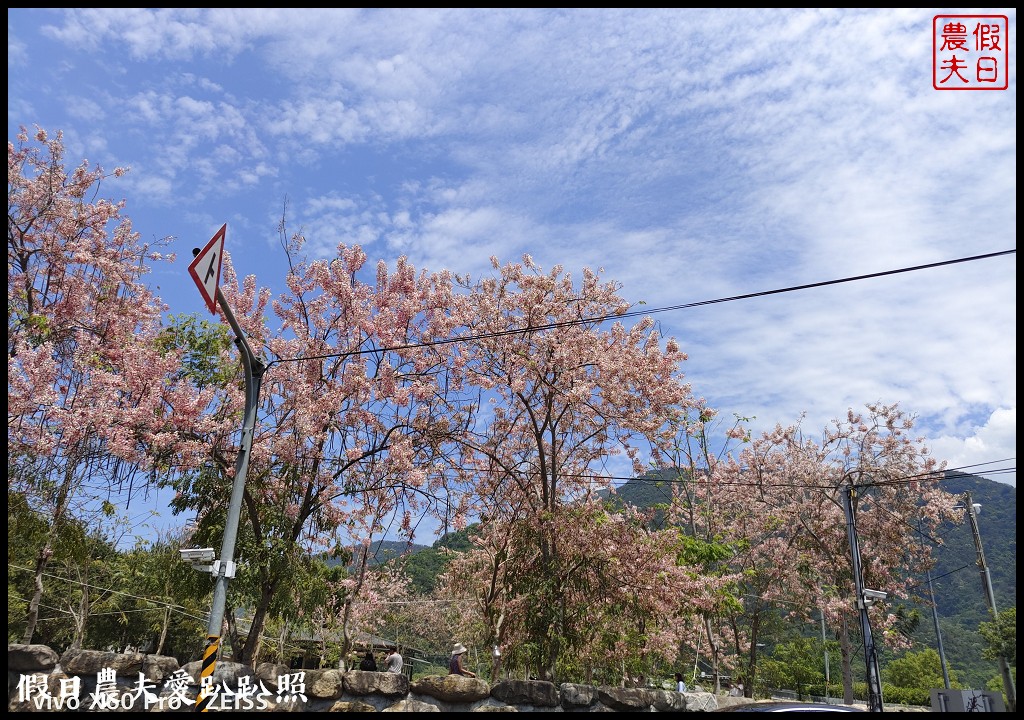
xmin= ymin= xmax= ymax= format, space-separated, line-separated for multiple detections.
xmin=675 ymin=672 xmax=688 ymax=693
xmin=385 ymin=648 xmax=403 ymax=674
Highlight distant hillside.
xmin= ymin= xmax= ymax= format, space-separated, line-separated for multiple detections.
xmin=916 ymin=471 xmax=1016 ymax=687
xmin=324 ymin=539 xmax=431 ymax=569
xmin=396 ymin=527 xmax=480 ymax=594
xmin=325 ymin=529 xmax=479 ymax=594
xmin=376 ymin=470 xmax=1013 ymax=686
xmin=370 ymin=538 xmax=432 ymax=564
xmin=602 ymin=467 xmax=685 ymax=528
xmin=608 ymin=468 xmax=1015 ymax=688
xmin=609 ymin=470 xmax=1015 ymax=611
xmin=928 ymin=471 xmax=1015 ymax=623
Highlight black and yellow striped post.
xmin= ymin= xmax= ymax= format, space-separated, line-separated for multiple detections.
xmin=194 ymin=635 xmax=220 ymax=712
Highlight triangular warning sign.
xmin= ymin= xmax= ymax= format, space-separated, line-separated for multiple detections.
xmin=188 ymin=224 xmax=226 ymax=315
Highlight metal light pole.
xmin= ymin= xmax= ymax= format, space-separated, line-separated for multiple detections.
xmin=924 ymin=565 xmax=951 ymax=689
xmin=820 ymin=609 xmax=831 ymax=701
xmin=190 ymin=246 xmax=266 ymax=712
xmin=917 ymin=517 xmax=950 ymax=689
xmin=964 ymin=493 xmax=1016 ymax=713
xmin=842 ymin=485 xmax=884 ymax=712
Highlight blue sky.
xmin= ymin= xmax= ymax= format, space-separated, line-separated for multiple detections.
xmin=8 ymin=8 xmax=1016 ymax=530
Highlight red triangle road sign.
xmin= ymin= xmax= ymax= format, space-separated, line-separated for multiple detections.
xmin=189 ymin=224 xmax=226 ymax=315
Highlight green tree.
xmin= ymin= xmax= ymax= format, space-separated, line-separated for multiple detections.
xmin=8 ymin=484 xmax=94 ymax=647
xmin=109 ymin=537 xmax=211 ymax=660
xmin=884 ymin=648 xmax=961 ymax=690
xmin=758 ymin=637 xmax=826 ymax=699
xmin=8 ymin=487 xmax=50 ymax=642
xmin=987 ymin=667 xmax=1017 ymax=701
xmin=445 ymin=257 xmax=697 ymax=681
xmin=979 ymin=607 xmax=1016 ymax=664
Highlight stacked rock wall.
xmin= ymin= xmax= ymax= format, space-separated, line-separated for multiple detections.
xmin=9 ymin=644 xmax=725 ymax=712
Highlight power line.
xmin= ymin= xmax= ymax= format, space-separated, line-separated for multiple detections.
xmin=944 ymin=458 xmax=1016 ymax=472
xmin=904 ymin=563 xmax=976 ymax=592
xmin=138 ymin=456 xmax=1014 ymax=499
xmin=165 ymin=451 xmax=1009 ymax=492
xmin=55 ymin=251 xmax=1011 ymax=551
xmin=7 ymin=562 xmax=208 ymax=623
xmin=170 ymin=250 xmax=1015 ymax=492
xmin=265 ymin=249 xmax=1015 ymax=367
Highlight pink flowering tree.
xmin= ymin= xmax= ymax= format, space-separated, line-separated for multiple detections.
xmin=655 ymin=408 xmax=753 ymax=692
xmin=442 ymin=500 xmax=734 ymax=684
xmin=8 ymin=127 xmax=212 ymax=644
xmin=299 ymin=548 xmax=413 ymax=669
xmin=709 ymin=402 xmax=960 ymax=701
xmin=438 ymin=255 xmax=704 ymax=680
xmin=167 ymin=227 xmax=468 ymax=663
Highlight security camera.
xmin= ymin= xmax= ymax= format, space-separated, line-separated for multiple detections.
xmin=180 ymin=547 xmax=216 ymax=563
xmin=862 ymin=589 xmax=887 ymax=604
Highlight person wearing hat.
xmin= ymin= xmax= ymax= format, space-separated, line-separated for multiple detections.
xmin=449 ymin=643 xmax=476 ymax=677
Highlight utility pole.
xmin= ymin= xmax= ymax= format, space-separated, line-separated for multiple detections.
xmin=964 ymin=492 xmax=1016 ymax=713
xmin=194 ymin=286 xmax=264 ymax=712
xmin=918 ymin=517 xmax=950 ymax=689
xmin=842 ymin=485 xmax=884 ymax=712
xmin=924 ymin=564 xmax=951 ymax=689
xmin=188 ymin=236 xmax=266 ymax=712
xmin=821 ymin=609 xmax=831 ymax=701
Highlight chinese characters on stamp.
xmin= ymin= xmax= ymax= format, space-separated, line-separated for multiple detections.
xmin=933 ymin=15 xmax=1009 ymax=90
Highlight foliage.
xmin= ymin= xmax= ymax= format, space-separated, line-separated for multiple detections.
xmin=978 ymin=606 xmax=1015 ymax=664
xmin=879 ymin=683 xmax=930 ymax=706
xmin=883 ymin=648 xmax=961 ymax=690
xmin=8 ymin=486 xmax=88 ymax=646
xmin=7 ymin=507 xmax=208 ymax=659
xmin=7 ymin=126 xmax=1015 ymax=689
xmin=412 ymin=662 xmax=449 ymax=680
xmin=108 ymin=537 xmax=211 ymax=659
xmin=156 ymin=314 xmax=236 ymax=390
xmin=915 ymin=473 xmax=1016 ymax=688
xmin=400 ymin=546 xmax=452 ymax=595
xmin=162 ymin=220 xmax=469 ymax=663
xmin=986 ymin=665 xmax=1016 ymax=704
xmin=8 ymin=126 xmax=209 ymax=644
xmin=438 ymin=255 xmax=704 ymax=681
xmin=593 ymin=468 xmax=1012 ymax=700
xmin=757 ymin=638 xmax=827 ymax=698
xmin=435 ymin=528 xmax=478 ymax=553
xmin=8 ymin=487 xmax=49 ymax=638
xmin=706 ymin=403 xmax=960 ymax=702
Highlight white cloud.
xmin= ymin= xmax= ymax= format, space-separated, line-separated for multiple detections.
xmin=929 ymin=407 xmax=1016 ymax=487
xmin=9 ymin=7 xmax=1017 ymax=511
xmin=8 ymin=22 xmax=29 ymax=67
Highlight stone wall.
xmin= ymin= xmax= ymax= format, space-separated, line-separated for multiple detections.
xmin=9 ymin=644 xmax=728 ymax=712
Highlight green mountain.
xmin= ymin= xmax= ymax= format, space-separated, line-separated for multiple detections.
xmin=332 ymin=529 xmax=479 ymax=595
xmin=368 ymin=539 xmax=432 ymax=564
xmin=609 ymin=469 xmax=1016 ymax=688
xmin=602 ymin=467 xmax=688 ymax=529
xmin=926 ymin=472 xmax=1015 ymax=626
xmin=913 ymin=472 xmax=1016 ymax=688
xmin=324 ymin=539 xmax=430 ymax=570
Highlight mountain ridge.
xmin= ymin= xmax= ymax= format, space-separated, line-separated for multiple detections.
xmin=607 ymin=469 xmax=1015 ymax=687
